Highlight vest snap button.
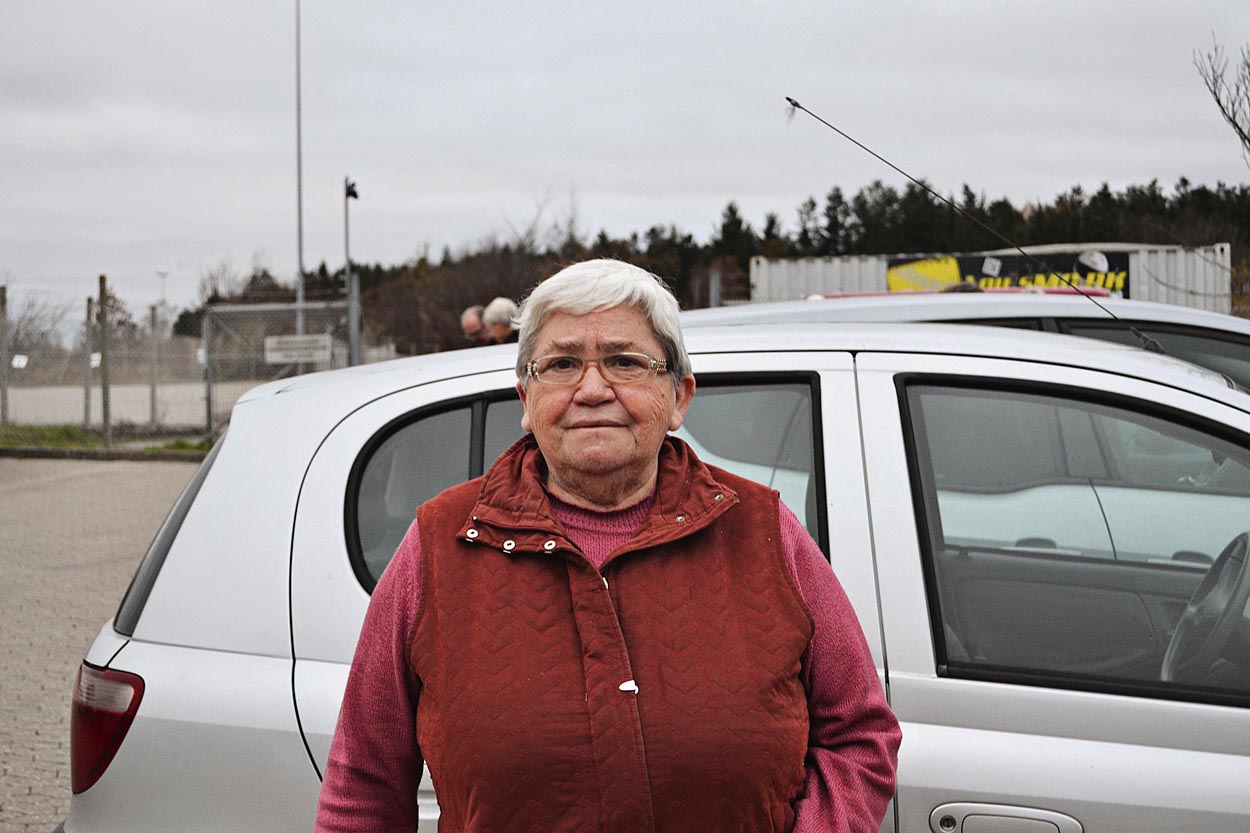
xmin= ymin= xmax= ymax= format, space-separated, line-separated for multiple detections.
xmin=618 ymin=679 xmax=639 ymax=693
xmin=543 ymin=540 xmax=556 ymax=551
xmin=466 ymin=528 xmax=479 ymax=539
xmin=502 ymin=539 xmax=516 ymax=551
xmin=714 ymin=493 xmax=723 ymax=501
xmin=676 ymin=514 xmax=686 ymax=523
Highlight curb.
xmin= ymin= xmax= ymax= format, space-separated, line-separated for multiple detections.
xmin=0 ymin=445 xmax=207 ymax=463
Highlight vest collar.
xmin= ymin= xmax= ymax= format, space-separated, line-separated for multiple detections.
xmin=457 ymin=434 xmax=739 ymax=562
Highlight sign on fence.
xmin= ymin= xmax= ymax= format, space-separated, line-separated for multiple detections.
xmin=263 ymin=334 xmax=333 ymax=364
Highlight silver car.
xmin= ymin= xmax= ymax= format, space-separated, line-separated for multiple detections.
xmin=65 ymin=322 xmax=1250 ymax=832
xmin=682 ymin=292 xmax=1250 ymax=390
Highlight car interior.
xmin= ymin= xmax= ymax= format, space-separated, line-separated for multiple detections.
xmin=908 ymin=383 xmax=1250 ymax=696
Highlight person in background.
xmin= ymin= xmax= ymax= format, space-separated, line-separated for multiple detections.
xmin=315 ymin=259 xmax=901 ymax=833
xmin=459 ymin=304 xmax=491 ymax=345
xmin=482 ymin=296 xmax=519 ymax=343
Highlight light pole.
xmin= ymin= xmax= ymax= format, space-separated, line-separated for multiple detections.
xmin=294 ymin=0 xmax=306 ymax=336
xmin=345 ymin=178 xmax=360 ymax=365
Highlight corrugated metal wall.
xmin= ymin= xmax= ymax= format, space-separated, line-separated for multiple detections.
xmin=748 ymin=256 xmax=886 ymax=301
xmin=749 ymin=244 xmax=1232 ymax=312
xmin=1129 ymin=244 xmax=1231 ymax=314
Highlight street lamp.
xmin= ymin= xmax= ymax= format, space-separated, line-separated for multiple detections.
xmin=345 ymin=178 xmax=360 ymax=365
xmin=295 ymin=0 xmax=306 ymax=337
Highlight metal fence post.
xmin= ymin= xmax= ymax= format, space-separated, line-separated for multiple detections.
xmin=0 ymin=285 xmax=9 ymax=427
xmin=84 ymin=297 xmax=94 ymax=428
xmin=149 ymin=304 xmax=159 ymax=428
xmin=203 ymin=308 xmax=213 ymax=434
xmin=345 ymin=176 xmax=361 ymax=366
xmin=98 ymin=275 xmax=111 ymax=447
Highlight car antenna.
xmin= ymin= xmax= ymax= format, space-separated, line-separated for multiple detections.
xmin=784 ymin=96 xmax=1166 ymax=354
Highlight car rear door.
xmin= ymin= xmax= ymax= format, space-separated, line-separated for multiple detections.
xmin=290 ymin=368 xmax=522 ymax=830
xmin=856 ymin=351 xmax=1250 ymax=832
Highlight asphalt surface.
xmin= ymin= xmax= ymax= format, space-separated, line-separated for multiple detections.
xmin=0 ymin=458 xmax=198 ymax=833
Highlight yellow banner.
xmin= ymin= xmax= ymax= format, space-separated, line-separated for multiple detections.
xmin=886 ymin=256 xmax=962 ymax=291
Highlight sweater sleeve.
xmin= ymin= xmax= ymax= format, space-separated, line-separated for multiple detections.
xmin=314 ymin=518 xmax=425 ymax=833
xmin=780 ymin=502 xmax=902 ymax=833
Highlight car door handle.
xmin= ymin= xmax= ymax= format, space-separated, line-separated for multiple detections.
xmin=930 ymin=802 xmax=1082 ymax=833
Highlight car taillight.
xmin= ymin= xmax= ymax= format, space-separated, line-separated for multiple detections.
xmin=71 ymin=662 xmax=144 ymax=794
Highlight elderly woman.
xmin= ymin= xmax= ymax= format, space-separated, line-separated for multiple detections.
xmin=315 ymin=260 xmax=901 ymax=833
xmin=483 ymin=296 xmax=520 ymax=343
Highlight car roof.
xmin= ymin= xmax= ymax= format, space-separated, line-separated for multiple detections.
xmin=235 ymin=321 xmax=1242 ymax=420
xmin=679 ymin=293 xmax=1250 ymax=334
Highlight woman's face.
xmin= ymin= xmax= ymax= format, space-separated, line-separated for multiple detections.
xmin=518 ymin=305 xmax=695 ymax=506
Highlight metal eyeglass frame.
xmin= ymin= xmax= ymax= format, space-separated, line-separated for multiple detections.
xmin=525 ymin=352 xmax=670 ymax=386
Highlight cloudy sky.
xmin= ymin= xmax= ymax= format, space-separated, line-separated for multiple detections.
xmin=3 ymin=1 xmax=1248 ymax=320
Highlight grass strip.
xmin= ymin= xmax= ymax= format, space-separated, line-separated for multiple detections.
xmin=0 ymin=424 xmax=101 ymax=448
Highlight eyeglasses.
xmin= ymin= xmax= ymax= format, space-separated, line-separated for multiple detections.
xmin=525 ymin=352 xmax=669 ymax=386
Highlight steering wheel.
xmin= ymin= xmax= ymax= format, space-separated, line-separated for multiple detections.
xmin=1161 ymin=532 xmax=1250 ymax=684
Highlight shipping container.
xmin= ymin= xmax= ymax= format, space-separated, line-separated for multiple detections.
xmin=749 ymin=243 xmax=1232 ymax=314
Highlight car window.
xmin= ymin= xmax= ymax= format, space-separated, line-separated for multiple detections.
xmin=907 ymin=382 xmax=1250 ymax=702
xmin=1061 ymin=320 xmax=1250 ymax=390
xmin=483 ymin=396 xmax=525 ymax=466
xmin=353 ymin=405 xmax=474 ymax=583
xmin=676 ymin=380 xmax=822 ymax=547
xmin=946 ymin=317 xmax=1044 ymax=331
xmin=349 ymin=376 xmax=825 ymax=588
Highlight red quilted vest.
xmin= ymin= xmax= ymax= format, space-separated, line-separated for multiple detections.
xmin=410 ymin=436 xmax=814 ymax=833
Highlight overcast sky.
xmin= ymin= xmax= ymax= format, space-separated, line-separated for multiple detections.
xmin=3 ymin=1 xmax=1248 ymax=320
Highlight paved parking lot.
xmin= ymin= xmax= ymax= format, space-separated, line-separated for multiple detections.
xmin=0 ymin=458 xmax=198 ymax=833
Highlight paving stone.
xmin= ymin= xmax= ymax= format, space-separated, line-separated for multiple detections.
xmin=0 ymin=459 xmax=196 ymax=833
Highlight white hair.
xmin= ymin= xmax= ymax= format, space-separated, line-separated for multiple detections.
xmin=482 ymin=297 xmax=518 ymax=327
xmin=516 ymin=259 xmax=691 ymax=388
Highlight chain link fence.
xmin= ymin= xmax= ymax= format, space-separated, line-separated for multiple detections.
xmin=0 ymin=334 xmax=206 ymax=430
xmin=0 ymin=279 xmax=364 ymax=438
xmin=202 ymin=301 xmax=350 ymax=431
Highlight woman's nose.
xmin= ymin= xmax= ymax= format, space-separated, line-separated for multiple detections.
xmin=572 ymin=363 xmax=616 ymax=402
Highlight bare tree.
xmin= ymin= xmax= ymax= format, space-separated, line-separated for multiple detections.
xmin=1196 ymin=37 xmax=1250 ymax=167
xmin=5 ymin=291 xmax=72 ymax=352
xmin=198 ymin=259 xmax=244 ymax=304
xmin=543 ymin=189 xmax=584 ymax=259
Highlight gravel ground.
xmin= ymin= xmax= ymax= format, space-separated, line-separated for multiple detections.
xmin=0 ymin=458 xmax=197 ymax=833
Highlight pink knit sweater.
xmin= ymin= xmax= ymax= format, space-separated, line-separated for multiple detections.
xmin=315 ymin=497 xmax=900 ymax=832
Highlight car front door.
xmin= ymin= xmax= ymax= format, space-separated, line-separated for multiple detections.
xmin=856 ymin=351 xmax=1250 ymax=832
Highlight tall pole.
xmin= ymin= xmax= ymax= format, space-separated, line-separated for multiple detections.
xmin=203 ymin=309 xmax=214 ymax=434
xmin=149 ymin=304 xmax=159 ymax=427
xmin=97 ymin=275 xmax=111 ymax=448
xmin=0 ymin=285 xmax=9 ymax=427
xmin=83 ymin=297 xmax=93 ymax=428
xmin=295 ymin=0 xmax=306 ymax=336
xmin=345 ymin=177 xmax=360 ymax=365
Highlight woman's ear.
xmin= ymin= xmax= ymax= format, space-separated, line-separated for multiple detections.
xmin=668 ymin=375 xmax=696 ymax=432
